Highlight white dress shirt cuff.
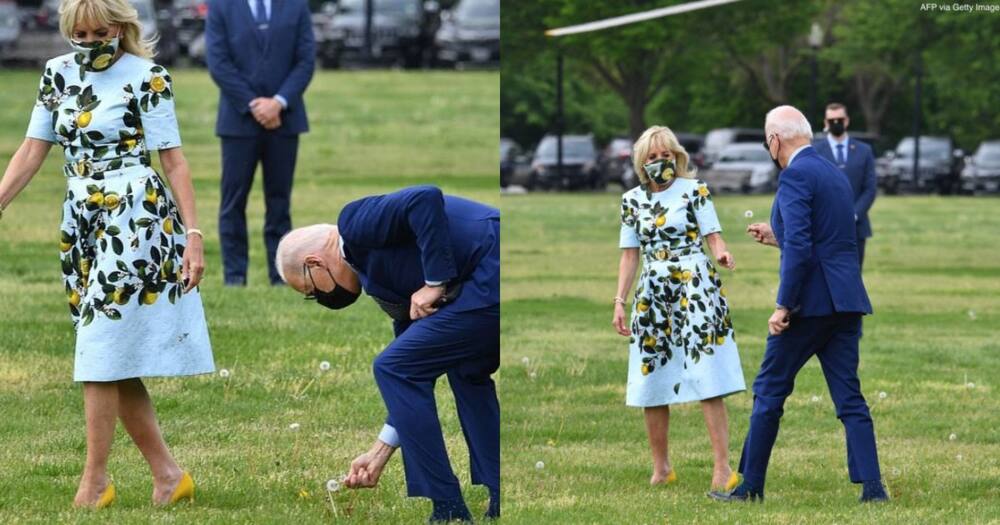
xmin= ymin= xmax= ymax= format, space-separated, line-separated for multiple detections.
xmin=274 ymin=94 xmax=288 ymax=109
xmin=378 ymin=424 xmax=400 ymax=447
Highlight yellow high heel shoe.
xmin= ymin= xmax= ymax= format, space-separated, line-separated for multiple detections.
xmin=724 ymin=472 xmax=739 ymax=492
xmin=95 ymin=483 xmax=116 ymax=509
xmin=665 ymin=470 xmax=678 ymax=485
xmin=167 ymin=472 xmax=195 ymax=505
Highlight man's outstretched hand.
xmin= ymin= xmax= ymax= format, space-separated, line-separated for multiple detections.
xmin=345 ymin=440 xmax=396 ymax=489
xmin=747 ymin=222 xmax=778 ymax=247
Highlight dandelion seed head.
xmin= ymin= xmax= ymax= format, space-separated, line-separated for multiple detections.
xmin=956 ymin=454 xmax=963 ymax=461
xmin=521 ymin=357 xmax=530 ymax=365
xmin=319 ymin=361 xmax=331 ymax=371
xmin=878 ymin=391 xmax=887 ymax=400
xmin=529 ymin=372 xmax=537 ymax=379
xmin=289 ymin=423 xmax=301 ymax=431
xmin=535 ymin=461 xmax=545 ymax=470
xmin=949 ymin=433 xmax=957 ymax=441
xmin=967 ymin=382 xmax=975 ymax=389
xmin=326 ymin=479 xmax=341 ymax=492
xmin=744 ymin=210 xmax=754 ymax=219
xmin=810 ymin=395 xmax=820 ymax=403
xmin=219 ymin=369 xmax=230 ymax=378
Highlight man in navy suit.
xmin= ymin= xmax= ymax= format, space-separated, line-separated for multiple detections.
xmin=812 ymin=103 xmax=877 ymax=268
xmin=274 ymin=186 xmax=500 ymax=522
xmin=206 ymin=0 xmax=315 ymax=286
xmin=711 ymin=106 xmax=887 ymax=503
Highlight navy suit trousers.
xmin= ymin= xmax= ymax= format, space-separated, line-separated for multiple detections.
xmin=738 ymin=313 xmax=881 ymax=488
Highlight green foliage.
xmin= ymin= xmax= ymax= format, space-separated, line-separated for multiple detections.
xmin=502 ymin=0 xmax=1000 ymax=152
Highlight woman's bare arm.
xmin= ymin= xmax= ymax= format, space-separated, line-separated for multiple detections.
xmin=0 ymin=138 xmax=53 ymax=211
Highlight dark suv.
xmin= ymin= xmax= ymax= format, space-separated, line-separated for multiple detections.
xmin=434 ymin=0 xmax=499 ymax=68
xmin=529 ymin=135 xmax=603 ymax=191
xmin=880 ymin=136 xmax=964 ymax=194
xmin=318 ymin=0 xmax=441 ymax=68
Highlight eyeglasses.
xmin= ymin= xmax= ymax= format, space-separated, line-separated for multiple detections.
xmin=302 ymin=263 xmax=331 ymax=301
xmin=762 ymin=134 xmax=776 ymax=152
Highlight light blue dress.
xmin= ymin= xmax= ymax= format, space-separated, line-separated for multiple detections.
xmin=26 ymin=52 xmax=215 ymax=382
xmin=619 ymin=179 xmax=745 ymax=406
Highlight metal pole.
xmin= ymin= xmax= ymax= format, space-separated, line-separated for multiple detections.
xmin=364 ymin=0 xmax=374 ymax=61
xmin=556 ymin=50 xmax=564 ymax=180
xmin=810 ymin=49 xmax=818 ymax=128
xmin=912 ymin=50 xmax=922 ymax=185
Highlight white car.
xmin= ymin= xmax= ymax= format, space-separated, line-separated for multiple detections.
xmin=960 ymin=140 xmax=1000 ymax=194
xmin=699 ymin=142 xmax=777 ymax=193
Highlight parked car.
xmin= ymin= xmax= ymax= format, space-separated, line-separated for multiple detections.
xmin=318 ymin=0 xmax=441 ymax=69
xmin=702 ymin=127 xmax=765 ymax=168
xmin=698 ymin=142 xmax=777 ymax=193
xmin=434 ymin=0 xmax=498 ymax=68
xmin=960 ymin=140 xmax=1000 ymax=194
xmin=600 ymin=137 xmax=635 ymax=188
xmin=529 ymin=135 xmax=603 ymax=191
xmin=675 ymin=132 xmax=706 ymax=168
xmin=0 ymin=1 xmax=20 ymax=60
xmin=879 ymin=136 xmax=964 ymax=194
xmin=500 ymin=138 xmax=531 ymax=187
xmin=173 ymin=0 xmax=208 ymax=57
xmin=131 ymin=0 xmax=179 ymax=65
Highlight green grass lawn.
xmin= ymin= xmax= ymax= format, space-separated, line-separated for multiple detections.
xmin=500 ymin=191 xmax=1000 ymax=524
xmin=0 ymin=67 xmax=498 ymax=523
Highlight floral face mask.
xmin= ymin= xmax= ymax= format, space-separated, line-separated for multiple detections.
xmin=643 ymin=158 xmax=677 ymax=185
xmin=69 ymin=31 xmax=120 ymax=73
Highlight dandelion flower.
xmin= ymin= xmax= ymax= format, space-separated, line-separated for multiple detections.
xmin=744 ymin=210 xmax=753 ymax=219
xmin=219 ymin=369 xmax=230 ymax=378
xmin=535 ymin=461 xmax=545 ymax=470
xmin=298 ymin=488 xmax=310 ymax=498
xmin=878 ymin=391 xmax=887 ymax=400
xmin=290 ymin=423 xmax=301 ymax=431
xmin=949 ymin=433 xmax=957 ymax=441
xmin=326 ymin=479 xmax=341 ymax=492
xmin=319 ymin=361 xmax=331 ymax=371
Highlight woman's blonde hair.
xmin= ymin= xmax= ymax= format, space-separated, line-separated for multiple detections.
xmin=59 ymin=0 xmax=156 ymax=59
xmin=632 ymin=125 xmax=696 ymax=185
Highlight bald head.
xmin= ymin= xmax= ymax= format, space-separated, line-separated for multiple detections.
xmin=764 ymin=105 xmax=814 ymax=169
xmin=275 ymin=224 xmax=338 ymax=291
xmin=765 ymin=105 xmax=813 ymax=142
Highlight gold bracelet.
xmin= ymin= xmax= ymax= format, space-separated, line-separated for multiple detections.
xmin=186 ymin=228 xmax=204 ymax=238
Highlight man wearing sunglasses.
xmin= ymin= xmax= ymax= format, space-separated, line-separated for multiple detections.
xmin=812 ymin=103 xmax=877 ymax=268
xmin=274 ymin=185 xmax=500 ymax=522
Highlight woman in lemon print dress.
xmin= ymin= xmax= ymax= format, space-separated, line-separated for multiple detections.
xmin=612 ymin=125 xmax=745 ymax=495
xmin=0 ymin=0 xmax=213 ymax=508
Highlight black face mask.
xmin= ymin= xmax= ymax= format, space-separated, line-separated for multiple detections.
xmin=827 ymin=119 xmax=846 ymax=137
xmin=763 ymin=137 xmax=783 ymax=171
xmin=303 ymin=263 xmax=360 ymax=310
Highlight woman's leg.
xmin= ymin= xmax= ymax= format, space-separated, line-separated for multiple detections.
xmin=116 ymin=378 xmax=184 ymax=503
xmin=701 ymin=396 xmax=734 ymax=488
xmin=74 ymin=382 xmax=118 ymax=506
xmin=643 ymin=405 xmax=672 ymax=484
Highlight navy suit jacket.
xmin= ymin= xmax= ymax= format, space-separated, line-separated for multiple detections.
xmin=771 ymin=147 xmax=872 ymax=317
xmin=205 ymin=0 xmax=315 ymax=137
xmin=338 ymin=186 xmax=500 ymax=323
xmin=812 ymin=137 xmax=877 ymax=239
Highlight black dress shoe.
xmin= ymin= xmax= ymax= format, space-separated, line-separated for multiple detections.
xmin=707 ymin=483 xmax=764 ymax=502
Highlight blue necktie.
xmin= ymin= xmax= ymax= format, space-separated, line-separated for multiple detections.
xmin=255 ymin=0 xmax=268 ymax=26
xmin=836 ymin=144 xmax=845 ymax=166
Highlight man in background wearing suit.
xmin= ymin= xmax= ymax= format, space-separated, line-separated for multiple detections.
xmin=275 ymin=186 xmax=501 ymax=522
xmin=812 ymin=103 xmax=877 ymax=268
xmin=206 ymin=0 xmax=315 ymax=286
xmin=711 ymin=106 xmax=887 ymax=503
